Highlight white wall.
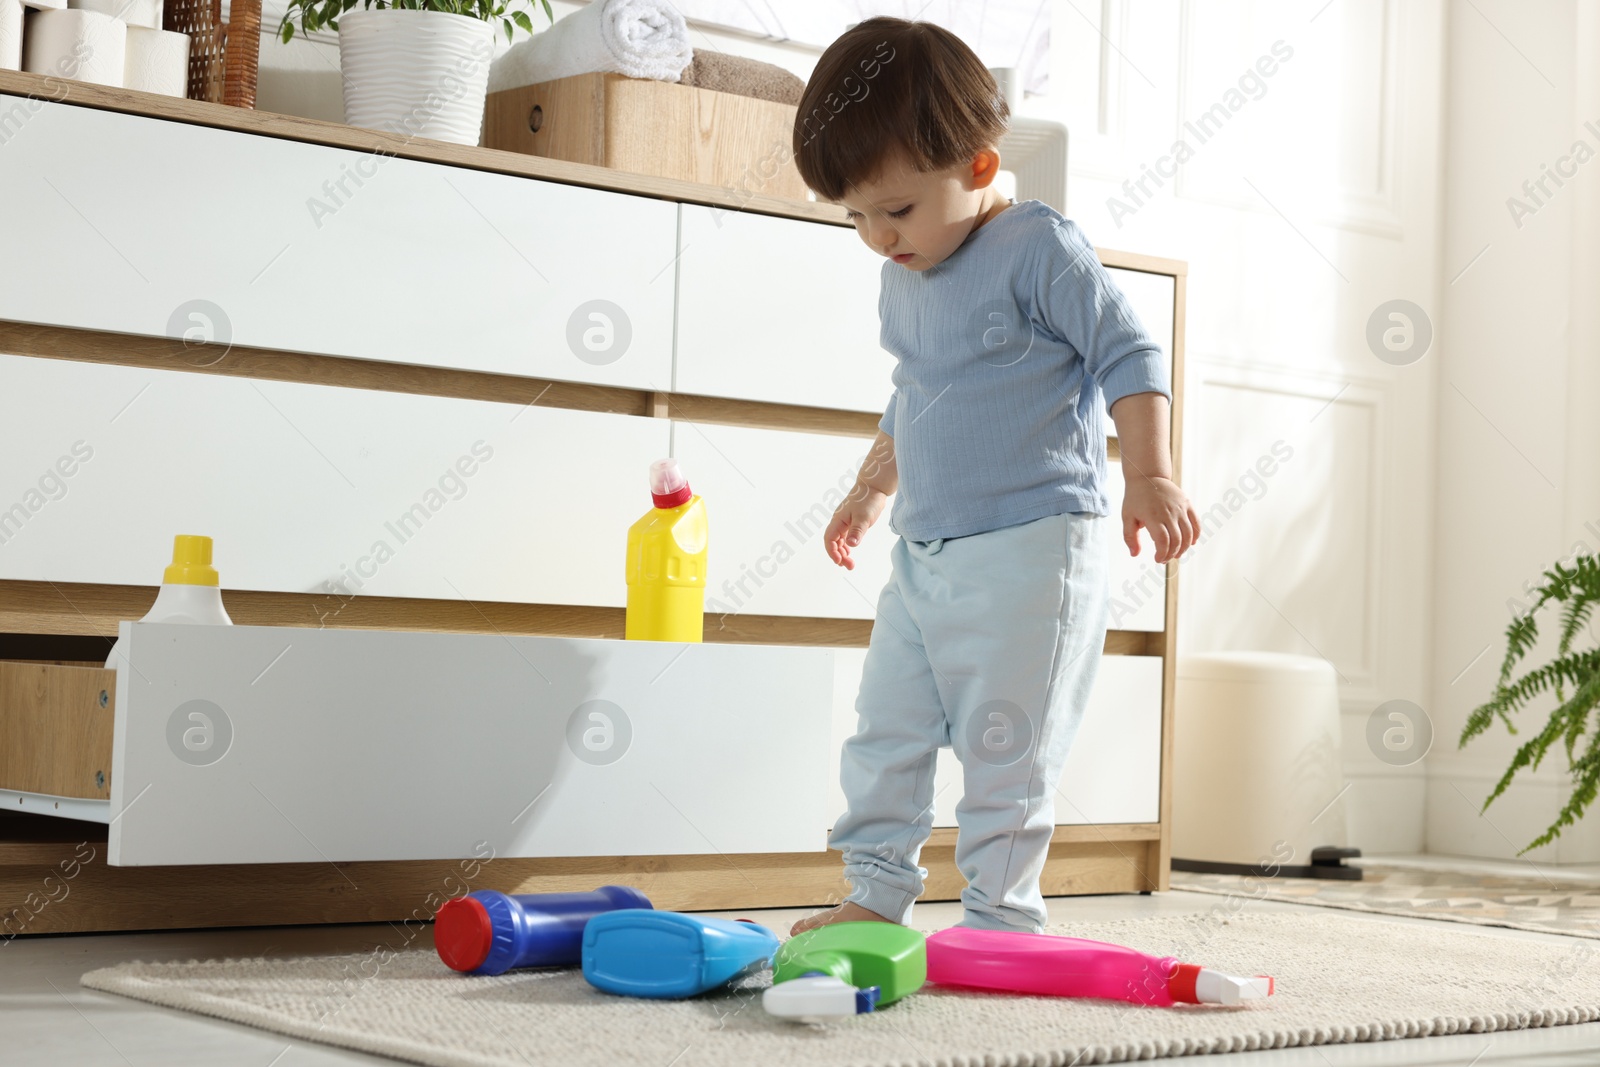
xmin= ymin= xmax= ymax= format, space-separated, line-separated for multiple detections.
xmin=1427 ymin=0 xmax=1600 ymax=863
xmin=247 ymin=2 xmax=1453 ymax=857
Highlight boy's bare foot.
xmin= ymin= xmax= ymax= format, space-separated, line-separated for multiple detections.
xmin=789 ymin=901 xmax=895 ymax=937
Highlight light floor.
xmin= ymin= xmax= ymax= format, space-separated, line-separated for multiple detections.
xmin=7 ymin=853 xmax=1600 ymax=1067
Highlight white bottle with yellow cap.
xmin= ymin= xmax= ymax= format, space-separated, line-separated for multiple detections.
xmin=105 ymin=534 xmax=233 ymax=669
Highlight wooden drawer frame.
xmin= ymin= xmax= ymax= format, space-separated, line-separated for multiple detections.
xmin=0 ymin=66 xmax=1185 ymax=935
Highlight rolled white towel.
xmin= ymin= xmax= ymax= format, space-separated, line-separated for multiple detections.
xmin=488 ymin=0 xmax=692 ymax=93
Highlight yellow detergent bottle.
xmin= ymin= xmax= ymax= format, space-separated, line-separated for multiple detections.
xmin=625 ymin=458 xmax=707 ymax=642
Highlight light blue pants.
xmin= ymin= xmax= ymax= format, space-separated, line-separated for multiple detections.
xmin=831 ymin=509 xmax=1110 ymax=932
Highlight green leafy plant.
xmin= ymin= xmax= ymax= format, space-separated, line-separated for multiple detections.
xmin=278 ymin=0 xmax=554 ymax=47
xmin=1459 ymin=553 xmax=1600 ymax=853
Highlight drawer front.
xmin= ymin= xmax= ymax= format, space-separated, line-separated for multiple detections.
xmin=671 ymin=421 xmax=891 ymax=620
xmin=0 ymin=354 xmax=667 ymax=607
xmin=1039 ymin=654 xmax=1164 ymax=824
xmin=671 ymin=420 xmax=1157 ymax=629
xmin=110 ymin=623 xmax=832 ymax=864
xmin=0 ymin=94 xmax=676 ymax=390
xmin=933 ymin=654 xmax=1163 ymax=826
xmin=827 ymin=650 xmax=1163 ymax=830
xmin=674 ymin=204 xmax=894 ymax=413
xmin=1101 ymin=267 xmax=1177 ymax=423
xmin=1105 ymin=458 xmax=1168 ymax=631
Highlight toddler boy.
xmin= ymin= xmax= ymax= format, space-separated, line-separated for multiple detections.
xmin=790 ymin=16 xmax=1200 ymax=935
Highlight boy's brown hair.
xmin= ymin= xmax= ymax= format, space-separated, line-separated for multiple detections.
xmin=792 ymin=16 xmax=1010 ymax=204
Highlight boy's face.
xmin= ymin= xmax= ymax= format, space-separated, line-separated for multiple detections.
xmin=836 ymin=147 xmax=1003 ymax=272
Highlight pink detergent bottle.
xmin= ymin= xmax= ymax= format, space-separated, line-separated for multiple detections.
xmin=925 ymin=927 xmax=1274 ymax=1007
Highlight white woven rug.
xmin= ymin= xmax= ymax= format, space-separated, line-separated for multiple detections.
xmin=1172 ymin=862 xmax=1600 ymax=940
xmin=80 ymin=910 xmax=1600 ymax=1066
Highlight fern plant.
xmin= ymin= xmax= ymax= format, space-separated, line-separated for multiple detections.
xmin=1459 ymin=553 xmax=1600 ymax=854
xmin=278 ymin=0 xmax=553 ymax=46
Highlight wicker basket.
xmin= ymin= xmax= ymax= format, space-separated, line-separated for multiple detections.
xmin=162 ymin=0 xmax=261 ymax=107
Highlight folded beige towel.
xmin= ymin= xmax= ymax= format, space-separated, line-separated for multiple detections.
xmin=677 ymin=49 xmax=804 ymax=106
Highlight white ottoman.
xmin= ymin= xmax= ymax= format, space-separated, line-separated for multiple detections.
xmin=1172 ymin=651 xmax=1359 ymax=879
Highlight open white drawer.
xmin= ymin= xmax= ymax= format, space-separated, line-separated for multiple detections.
xmin=2 ymin=622 xmax=833 ymax=866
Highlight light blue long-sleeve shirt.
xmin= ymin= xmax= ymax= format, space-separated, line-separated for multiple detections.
xmin=877 ymin=199 xmax=1170 ymax=542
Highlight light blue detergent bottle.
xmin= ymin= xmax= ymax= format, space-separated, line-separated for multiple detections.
xmin=582 ymin=910 xmax=780 ymax=998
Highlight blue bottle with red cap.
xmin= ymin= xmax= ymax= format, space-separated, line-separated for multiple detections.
xmin=434 ymin=886 xmax=652 ymax=976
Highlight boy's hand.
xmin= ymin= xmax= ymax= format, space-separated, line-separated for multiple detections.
xmin=824 ymin=488 xmax=888 ymax=569
xmin=1123 ymin=475 xmax=1200 ymax=563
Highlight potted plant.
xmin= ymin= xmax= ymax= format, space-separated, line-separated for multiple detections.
xmin=1459 ymin=552 xmax=1600 ymax=853
xmin=278 ymin=0 xmax=553 ymax=146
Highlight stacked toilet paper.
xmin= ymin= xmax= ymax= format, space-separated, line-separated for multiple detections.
xmin=21 ymin=7 xmax=126 ymax=84
xmin=1 ymin=0 xmax=27 ymax=73
xmin=124 ymin=22 xmax=188 ymax=94
xmin=8 ymin=0 xmax=189 ymax=96
xmin=74 ymin=0 xmax=160 ymax=26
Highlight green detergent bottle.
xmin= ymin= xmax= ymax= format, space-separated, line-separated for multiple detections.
xmin=764 ymin=923 xmax=926 ymax=1022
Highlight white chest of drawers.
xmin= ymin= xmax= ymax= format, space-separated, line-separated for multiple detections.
xmin=0 ymin=69 xmax=1186 ymax=934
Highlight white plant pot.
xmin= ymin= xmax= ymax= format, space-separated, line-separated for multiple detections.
xmin=337 ymin=7 xmax=496 ymax=147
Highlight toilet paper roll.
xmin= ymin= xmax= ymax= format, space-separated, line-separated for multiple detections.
xmin=69 ymin=0 xmax=159 ymax=30
xmin=21 ymin=0 xmax=66 ymax=11
xmin=1 ymin=0 xmax=23 ymax=71
xmin=124 ymin=25 xmax=187 ymax=96
xmin=23 ymin=8 xmax=125 ymax=86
